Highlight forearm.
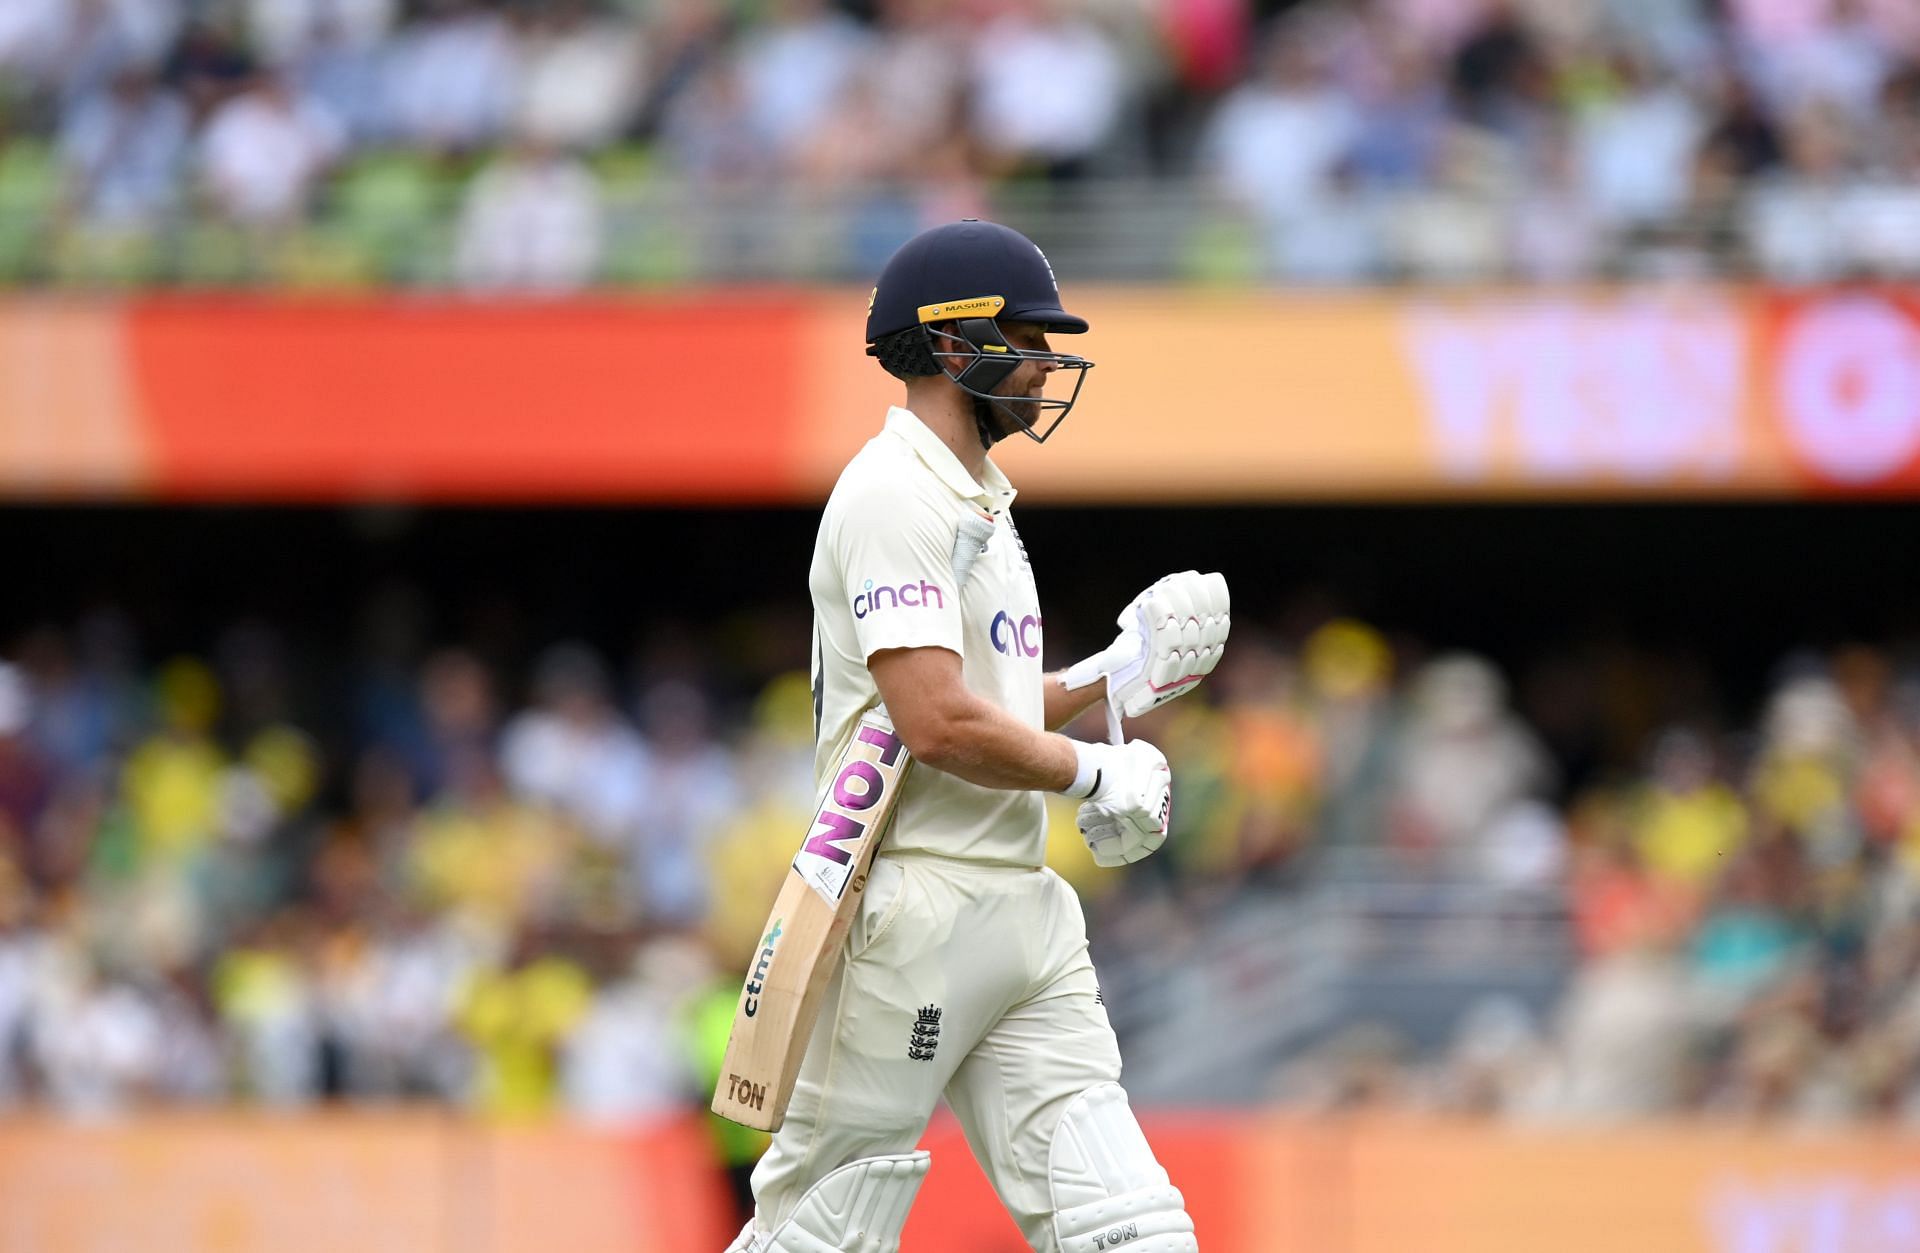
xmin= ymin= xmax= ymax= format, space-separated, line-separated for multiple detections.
xmin=909 ymin=687 xmax=1081 ymax=792
xmin=870 ymin=646 xmax=1092 ymax=794
xmin=1044 ymin=670 xmax=1107 ymax=731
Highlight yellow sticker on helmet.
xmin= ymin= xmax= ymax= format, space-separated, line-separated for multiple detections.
xmin=917 ymin=295 xmax=1005 ymax=322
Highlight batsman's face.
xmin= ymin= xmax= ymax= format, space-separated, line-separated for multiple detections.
xmin=993 ymin=320 xmax=1060 ymax=428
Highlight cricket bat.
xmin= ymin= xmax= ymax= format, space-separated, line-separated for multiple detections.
xmin=712 ymin=707 xmax=913 ymax=1131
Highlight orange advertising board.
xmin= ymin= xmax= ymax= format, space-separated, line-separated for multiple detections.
xmin=1749 ymin=288 xmax=1920 ymax=495
xmin=1335 ymin=1120 xmax=1920 ymax=1253
xmin=908 ymin=1115 xmax=1920 ymax=1252
xmin=3 ymin=288 xmax=1920 ymax=501
xmin=126 ymin=295 xmax=809 ymax=500
xmin=0 ymin=1112 xmax=1914 ymax=1252
xmin=0 ymin=1113 xmax=737 ymax=1253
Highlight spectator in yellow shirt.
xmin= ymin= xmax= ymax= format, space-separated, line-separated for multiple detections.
xmin=455 ymin=949 xmax=594 ymax=1119
xmin=1632 ymin=728 xmax=1748 ymax=891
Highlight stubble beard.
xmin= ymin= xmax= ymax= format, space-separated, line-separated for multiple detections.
xmin=989 ymin=380 xmax=1043 ymax=438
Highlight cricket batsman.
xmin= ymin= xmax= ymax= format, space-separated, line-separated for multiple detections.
xmin=726 ymin=220 xmax=1230 ymax=1252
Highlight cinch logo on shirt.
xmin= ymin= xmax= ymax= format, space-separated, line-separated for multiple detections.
xmin=854 ymin=579 xmax=946 ymax=618
xmin=991 ymin=610 xmax=1042 ymax=658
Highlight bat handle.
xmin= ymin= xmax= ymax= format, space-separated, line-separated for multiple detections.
xmin=1104 ymin=697 xmax=1124 ymax=746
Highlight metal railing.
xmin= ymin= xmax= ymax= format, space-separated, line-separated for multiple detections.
xmin=7 ymin=169 xmax=1920 ymax=287
xmin=1098 ymin=844 xmax=1575 ymax=1104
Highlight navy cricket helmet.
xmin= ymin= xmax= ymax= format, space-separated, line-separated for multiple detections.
xmin=864 ymin=220 xmax=1093 ymax=446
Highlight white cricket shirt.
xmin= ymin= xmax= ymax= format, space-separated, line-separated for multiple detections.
xmin=809 ymin=406 xmax=1049 ymax=867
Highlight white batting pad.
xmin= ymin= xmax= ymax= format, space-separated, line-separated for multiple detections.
xmin=745 ymin=1151 xmax=931 ymax=1253
xmin=1050 ymin=1084 xmax=1198 ymax=1252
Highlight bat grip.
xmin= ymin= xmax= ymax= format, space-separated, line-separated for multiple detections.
xmin=1104 ymin=697 xmax=1124 ymax=746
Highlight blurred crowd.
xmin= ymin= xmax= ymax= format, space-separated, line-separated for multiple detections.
xmin=1 ymin=598 xmax=1918 ymax=1132
xmin=1257 ymin=638 xmax=1920 ymax=1126
xmin=0 ymin=0 xmax=1915 ymax=284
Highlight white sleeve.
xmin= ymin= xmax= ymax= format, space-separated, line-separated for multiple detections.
xmin=828 ymin=480 xmax=967 ymax=660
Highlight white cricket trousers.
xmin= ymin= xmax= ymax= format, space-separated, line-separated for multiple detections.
xmin=750 ymin=850 xmax=1122 ymax=1251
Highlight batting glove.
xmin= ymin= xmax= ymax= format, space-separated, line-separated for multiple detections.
xmin=1063 ymin=571 xmax=1231 ymax=720
xmin=1063 ymin=739 xmax=1172 ymax=867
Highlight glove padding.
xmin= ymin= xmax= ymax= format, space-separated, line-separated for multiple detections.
xmin=1063 ymin=571 xmax=1230 ymax=720
xmin=1067 ymin=739 xmax=1172 ymax=867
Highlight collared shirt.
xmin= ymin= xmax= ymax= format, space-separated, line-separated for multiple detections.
xmin=808 ymin=406 xmax=1047 ymax=867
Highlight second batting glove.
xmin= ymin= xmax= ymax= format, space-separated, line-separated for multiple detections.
xmin=1063 ymin=739 xmax=1172 ymax=867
